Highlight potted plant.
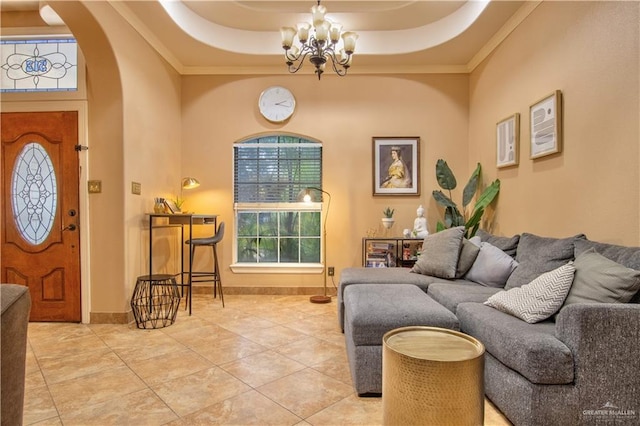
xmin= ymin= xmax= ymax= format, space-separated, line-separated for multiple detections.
xmin=432 ymin=160 xmax=500 ymax=238
xmin=382 ymin=207 xmax=395 ymax=229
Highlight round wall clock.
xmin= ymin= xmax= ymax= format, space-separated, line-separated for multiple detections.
xmin=258 ymin=86 xmax=296 ymax=123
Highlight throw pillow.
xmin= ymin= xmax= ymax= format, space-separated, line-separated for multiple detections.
xmin=465 ymin=242 xmax=519 ymax=288
xmin=455 ymin=238 xmax=481 ymax=278
xmin=505 ymin=233 xmax=585 ymax=290
xmin=411 ymin=226 xmax=465 ymax=279
xmin=485 ymin=262 xmax=576 ymax=323
xmin=476 ymin=229 xmax=520 ymax=258
xmin=561 ymin=248 xmax=640 ymax=307
xmin=574 ymin=239 xmax=640 ymax=303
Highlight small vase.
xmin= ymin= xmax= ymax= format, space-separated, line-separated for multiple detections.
xmin=154 ymin=199 xmax=166 ymax=213
xmin=381 ymin=218 xmax=395 ymax=229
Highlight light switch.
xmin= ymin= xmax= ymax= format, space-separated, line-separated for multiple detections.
xmin=131 ymin=182 xmax=141 ymax=195
xmin=88 ymin=180 xmax=102 ymax=194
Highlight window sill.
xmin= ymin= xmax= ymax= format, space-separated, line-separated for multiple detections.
xmin=230 ymin=263 xmax=324 ymax=274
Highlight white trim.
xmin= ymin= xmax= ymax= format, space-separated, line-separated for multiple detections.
xmin=2 ymin=100 xmax=91 ymax=324
xmin=0 ymin=33 xmax=87 ymax=100
xmin=235 ymin=202 xmax=321 ymax=211
xmin=230 ymin=263 xmax=323 ymax=274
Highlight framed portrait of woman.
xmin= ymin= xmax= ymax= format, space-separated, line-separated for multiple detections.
xmin=372 ymin=136 xmax=420 ymax=196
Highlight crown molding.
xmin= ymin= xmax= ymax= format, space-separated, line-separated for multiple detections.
xmin=108 ymin=1 xmax=185 ymax=74
xmin=108 ymin=0 xmax=539 ymax=77
xmin=466 ymin=1 xmax=542 ymax=72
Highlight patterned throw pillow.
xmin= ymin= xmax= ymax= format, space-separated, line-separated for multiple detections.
xmin=484 ymin=262 xmax=576 ymax=323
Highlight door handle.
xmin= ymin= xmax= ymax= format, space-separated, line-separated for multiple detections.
xmin=63 ymin=224 xmax=77 ymax=231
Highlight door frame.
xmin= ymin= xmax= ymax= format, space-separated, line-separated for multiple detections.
xmin=2 ymin=101 xmax=91 ymax=323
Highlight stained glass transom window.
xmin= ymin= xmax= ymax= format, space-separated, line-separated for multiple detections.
xmin=0 ymin=38 xmax=77 ymax=92
xmin=12 ymin=143 xmax=58 ymax=245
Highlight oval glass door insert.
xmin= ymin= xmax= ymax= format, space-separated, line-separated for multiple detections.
xmin=11 ymin=142 xmax=58 ymax=245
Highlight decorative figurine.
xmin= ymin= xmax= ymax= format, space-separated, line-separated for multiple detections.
xmin=413 ymin=205 xmax=429 ymax=238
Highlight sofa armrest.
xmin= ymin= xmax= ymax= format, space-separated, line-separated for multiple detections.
xmin=555 ymin=303 xmax=640 ymax=416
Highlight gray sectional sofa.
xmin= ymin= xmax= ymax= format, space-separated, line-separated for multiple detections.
xmin=1 ymin=284 xmax=32 ymax=426
xmin=339 ymin=230 xmax=640 ymax=426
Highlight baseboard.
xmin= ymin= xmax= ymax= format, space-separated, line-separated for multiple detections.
xmin=90 ymin=310 xmax=133 ymax=324
xmin=91 ymin=288 xmax=336 ymax=324
xmin=192 ymin=285 xmax=337 ymax=296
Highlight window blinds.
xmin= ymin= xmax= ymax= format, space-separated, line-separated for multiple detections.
xmin=234 ymin=136 xmax=322 ymax=203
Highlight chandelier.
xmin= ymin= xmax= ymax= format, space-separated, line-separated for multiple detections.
xmin=280 ymin=1 xmax=359 ymax=80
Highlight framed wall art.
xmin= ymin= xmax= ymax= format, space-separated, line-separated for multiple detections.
xmin=372 ymin=136 xmax=420 ymax=196
xmin=163 ymin=199 xmax=182 ymax=214
xmin=530 ymin=90 xmax=563 ymax=159
xmin=496 ymin=113 xmax=520 ymax=168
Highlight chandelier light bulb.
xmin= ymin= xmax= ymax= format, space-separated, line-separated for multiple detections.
xmin=311 ymin=4 xmax=327 ymax=26
xmin=297 ymin=23 xmax=311 ymax=43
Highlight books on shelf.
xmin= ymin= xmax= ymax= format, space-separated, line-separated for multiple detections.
xmin=363 ymin=238 xmax=423 ymax=268
xmin=365 ymin=249 xmax=396 ymax=267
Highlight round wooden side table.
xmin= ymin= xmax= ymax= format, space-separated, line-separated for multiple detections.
xmin=382 ymin=326 xmax=485 ymax=426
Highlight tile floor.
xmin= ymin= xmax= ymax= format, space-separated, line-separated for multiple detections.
xmin=24 ymin=294 xmax=511 ymax=425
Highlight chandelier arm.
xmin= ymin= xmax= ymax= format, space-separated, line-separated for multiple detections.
xmin=287 ymin=50 xmax=313 ymax=74
xmin=326 ymin=53 xmax=348 ymax=76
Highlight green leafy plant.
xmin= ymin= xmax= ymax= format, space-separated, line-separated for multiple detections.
xmin=432 ymin=160 xmax=500 ymax=238
xmin=173 ymin=196 xmax=185 ymax=210
xmin=383 ymin=207 xmax=395 ymax=218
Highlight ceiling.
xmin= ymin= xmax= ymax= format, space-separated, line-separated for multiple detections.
xmin=1 ymin=0 xmax=536 ymax=75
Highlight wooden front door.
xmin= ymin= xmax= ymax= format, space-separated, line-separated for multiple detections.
xmin=1 ymin=111 xmax=81 ymax=322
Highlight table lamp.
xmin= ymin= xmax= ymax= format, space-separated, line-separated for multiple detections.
xmin=175 ymin=177 xmax=200 ymax=211
xmin=298 ymin=186 xmax=332 ymax=304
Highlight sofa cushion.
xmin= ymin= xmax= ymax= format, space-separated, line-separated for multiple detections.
xmin=485 ymin=262 xmax=576 ymax=323
xmin=411 ymin=226 xmax=465 ymax=279
xmin=343 ymin=284 xmax=459 ymax=346
xmin=505 ymin=233 xmax=584 ymax=289
xmin=457 ymin=302 xmax=574 ymax=385
xmin=476 ymin=229 xmax=520 ymax=258
xmin=562 ymin=248 xmax=640 ymax=307
xmin=428 ymin=282 xmax=501 ymax=313
xmin=337 ymin=267 xmax=460 ymax=331
xmin=455 ymin=238 xmax=481 ymax=278
xmin=465 ymin=242 xmax=518 ymax=288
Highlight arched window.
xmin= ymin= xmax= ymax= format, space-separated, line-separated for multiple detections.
xmin=232 ymin=134 xmax=324 ymax=271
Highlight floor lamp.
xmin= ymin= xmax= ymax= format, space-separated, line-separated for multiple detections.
xmin=299 ymin=187 xmax=332 ymax=304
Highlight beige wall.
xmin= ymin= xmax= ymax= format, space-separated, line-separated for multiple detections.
xmin=3 ymin=1 xmax=639 ymax=312
xmin=181 ymin=74 xmax=469 ymax=287
xmin=51 ymin=2 xmax=182 ymax=316
xmin=469 ymin=1 xmax=639 ymax=246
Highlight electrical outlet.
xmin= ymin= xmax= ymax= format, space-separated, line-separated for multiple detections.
xmin=328 ymin=266 xmax=335 ymax=276
xmin=131 ymin=181 xmax=141 ymax=195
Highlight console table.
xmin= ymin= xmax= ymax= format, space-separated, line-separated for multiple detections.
xmin=147 ymin=213 xmax=217 ymax=315
xmin=362 ymin=237 xmax=423 ymax=268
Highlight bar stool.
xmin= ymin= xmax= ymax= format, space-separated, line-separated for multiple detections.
xmin=186 ymin=221 xmax=225 ymax=307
